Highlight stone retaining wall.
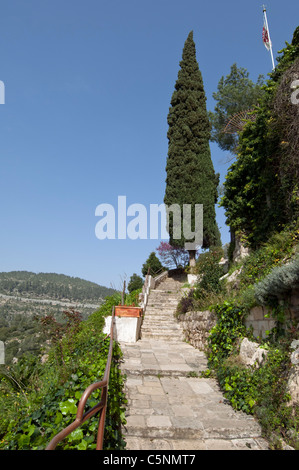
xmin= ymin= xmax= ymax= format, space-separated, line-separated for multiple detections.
xmin=245 ymin=288 xmax=299 ymax=339
xmin=245 ymin=306 xmax=276 ymax=339
xmin=178 ymin=293 xmax=299 ymax=349
xmin=177 ymin=310 xmax=216 ymax=351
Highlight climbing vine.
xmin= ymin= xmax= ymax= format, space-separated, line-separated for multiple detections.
xmin=221 ymin=27 xmax=299 ymax=248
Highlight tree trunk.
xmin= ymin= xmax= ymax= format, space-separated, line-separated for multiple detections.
xmin=188 ymin=250 xmax=196 ymax=269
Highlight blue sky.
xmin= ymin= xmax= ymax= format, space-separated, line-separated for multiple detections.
xmin=0 ymin=0 xmax=298 ymax=290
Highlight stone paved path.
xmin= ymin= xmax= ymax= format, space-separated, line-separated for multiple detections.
xmin=119 ymin=276 xmax=269 ymax=451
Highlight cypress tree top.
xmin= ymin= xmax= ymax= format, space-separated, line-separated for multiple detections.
xmin=164 ymin=31 xmax=221 ymax=253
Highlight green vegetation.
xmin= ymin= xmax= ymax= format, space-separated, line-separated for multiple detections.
xmin=164 ymin=30 xmax=221 ymax=262
xmin=176 ymin=246 xmax=226 ymax=315
xmin=141 ymin=251 xmax=163 ymax=277
xmin=0 ymin=271 xmax=117 ymax=365
xmin=175 ymin=27 xmax=299 ymax=447
xmin=205 ymin=301 xmax=299 ymax=449
xmin=176 ymin=219 xmax=299 ymax=448
xmin=0 ymin=293 xmax=129 ymax=450
xmin=254 ymin=255 xmax=299 ymax=307
xmin=221 ymin=28 xmax=299 ymax=248
xmin=209 ymin=63 xmax=265 ymax=154
xmin=1 ymin=26 xmax=299 ymax=452
xmin=127 ymin=273 xmax=143 ymax=293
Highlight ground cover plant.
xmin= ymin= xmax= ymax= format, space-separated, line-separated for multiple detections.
xmin=0 ymin=293 xmax=129 ymax=450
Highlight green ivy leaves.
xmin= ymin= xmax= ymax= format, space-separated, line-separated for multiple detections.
xmin=59 ymin=398 xmax=77 ymax=416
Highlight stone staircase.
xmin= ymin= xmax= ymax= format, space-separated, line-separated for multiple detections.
xmin=140 ymin=277 xmax=184 ymax=342
xmin=120 ymin=274 xmax=268 ymax=450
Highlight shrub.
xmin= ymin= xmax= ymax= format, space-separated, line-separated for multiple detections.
xmin=206 ymin=299 xmax=299 ymax=449
xmin=0 ymin=294 xmax=127 ymax=450
xmin=175 ymin=289 xmax=195 ymax=316
xmin=207 ymin=301 xmax=248 ymax=368
xmin=237 ymin=227 xmax=295 ymax=291
xmin=254 ymin=255 xmax=299 ymax=306
xmin=141 ymin=252 xmax=163 ymax=277
xmin=194 ymin=247 xmax=224 ymax=294
xmin=127 ymin=274 xmax=143 ymax=293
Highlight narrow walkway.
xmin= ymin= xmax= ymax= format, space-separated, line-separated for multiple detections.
xmin=120 ymin=276 xmax=268 ymax=450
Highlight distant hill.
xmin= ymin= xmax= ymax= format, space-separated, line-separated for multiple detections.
xmin=0 ymin=271 xmax=117 ymax=364
xmin=0 ymin=271 xmax=116 ymax=303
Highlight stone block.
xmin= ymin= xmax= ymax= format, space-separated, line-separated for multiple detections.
xmin=239 ymin=338 xmax=268 ymax=367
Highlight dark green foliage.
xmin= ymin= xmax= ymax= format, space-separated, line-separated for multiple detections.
xmin=127 ymin=273 xmax=143 ymax=293
xmin=216 ymin=337 xmax=299 ymax=449
xmin=206 ymin=300 xmax=299 ymax=448
xmin=164 ymin=31 xmax=221 ymax=250
xmin=194 ymin=247 xmax=224 ymax=295
xmin=207 ymin=301 xmax=248 ymax=368
xmin=209 ymin=63 xmax=265 ymax=153
xmin=221 ymin=27 xmax=299 ymax=247
xmin=176 ymin=289 xmax=195 ymax=316
xmin=141 ymin=252 xmax=163 ymax=277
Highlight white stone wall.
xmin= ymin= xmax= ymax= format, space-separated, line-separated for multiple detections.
xmin=103 ymin=316 xmax=142 ymax=343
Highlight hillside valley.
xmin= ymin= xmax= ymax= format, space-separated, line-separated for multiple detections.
xmin=0 ymin=271 xmax=117 ymax=363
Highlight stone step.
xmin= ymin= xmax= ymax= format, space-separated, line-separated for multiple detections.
xmin=143 ymin=311 xmax=177 ymax=318
xmin=120 ymin=276 xmax=269 ymax=451
xmin=141 ymin=277 xmax=183 ymax=341
xmin=143 ymin=317 xmax=176 ymax=322
xmin=124 ymin=419 xmax=267 ymax=443
xmin=122 ymin=373 xmax=267 ymax=448
xmin=146 ymin=306 xmax=178 ymax=311
xmin=142 ymin=324 xmax=182 ymax=332
xmin=150 ymin=289 xmax=181 ymax=294
xmin=152 ymin=290 xmax=181 ymax=294
xmin=145 ymin=305 xmax=176 ymax=310
xmin=142 ymin=324 xmax=179 ymax=331
xmin=141 ymin=332 xmax=184 ymax=342
xmin=124 ymin=436 xmax=268 ymax=451
xmin=147 ymin=297 xmax=180 ymax=304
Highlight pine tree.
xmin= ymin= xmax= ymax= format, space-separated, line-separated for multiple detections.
xmin=164 ymin=31 xmax=221 ymax=266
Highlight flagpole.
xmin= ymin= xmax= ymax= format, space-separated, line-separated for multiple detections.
xmin=262 ymin=5 xmax=275 ymax=70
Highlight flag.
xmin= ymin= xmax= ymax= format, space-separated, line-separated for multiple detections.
xmin=262 ymin=21 xmax=271 ymax=50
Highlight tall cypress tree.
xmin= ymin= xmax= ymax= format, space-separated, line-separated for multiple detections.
xmin=164 ymin=31 xmax=221 ymax=266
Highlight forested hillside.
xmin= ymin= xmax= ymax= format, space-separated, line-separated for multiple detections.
xmin=0 ymin=271 xmax=116 ymax=303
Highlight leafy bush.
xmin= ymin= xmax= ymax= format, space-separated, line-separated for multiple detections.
xmin=238 ymin=230 xmax=294 ymax=290
xmin=176 ymin=289 xmax=195 ymax=316
xmin=220 ymin=28 xmax=299 ymax=247
xmin=206 ymin=299 xmax=299 ymax=449
xmin=194 ymin=247 xmax=224 ymax=295
xmin=176 ymin=247 xmax=226 ymax=315
xmin=207 ymin=301 xmax=248 ymax=368
xmin=0 ymin=295 xmax=127 ymax=450
xmin=127 ymin=274 xmax=143 ymax=293
xmin=254 ymin=255 xmax=299 ymax=306
xmin=124 ymin=288 xmax=142 ymax=306
xmin=142 ymin=252 xmax=164 ymax=277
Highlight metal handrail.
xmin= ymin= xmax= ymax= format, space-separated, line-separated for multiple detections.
xmin=46 ymin=306 xmax=116 ymax=450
